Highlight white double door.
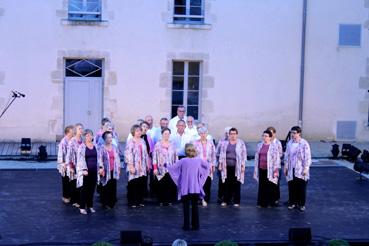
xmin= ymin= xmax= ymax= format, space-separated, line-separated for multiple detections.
xmin=64 ymin=77 xmax=102 ymax=132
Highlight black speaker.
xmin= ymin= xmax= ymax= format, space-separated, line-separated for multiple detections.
xmin=20 ymin=138 xmax=32 ymax=155
xmin=120 ymin=231 xmax=142 ymax=245
xmin=289 ymin=227 xmax=312 ymax=243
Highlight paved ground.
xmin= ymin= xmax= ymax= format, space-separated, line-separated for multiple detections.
xmin=1 ymin=160 xmax=369 ymax=246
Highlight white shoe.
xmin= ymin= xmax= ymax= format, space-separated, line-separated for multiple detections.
xmin=202 ymin=200 xmax=208 ymax=207
xmin=79 ymin=209 xmax=87 ymax=215
xmin=62 ymin=197 xmax=70 ymax=204
xmin=221 ymin=202 xmax=227 ymax=207
xmin=89 ymin=207 xmax=96 ymax=213
xmin=233 ymin=204 xmax=240 ymax=207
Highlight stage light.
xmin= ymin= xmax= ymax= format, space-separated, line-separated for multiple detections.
xmin=37 ymin=145 xmax=48 ymax=161
xmin=348 ymin=145 xmax=361 ymax=162
xmin=360 ymin=149 xmax=369 ymax=163
xmin=331 ymin=144 xmax=340 ymax=159
xmin=341 ymin=143 xmax=351 ymax=159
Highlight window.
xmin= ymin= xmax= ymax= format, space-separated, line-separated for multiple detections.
xmin=65 ymin=59 xmax=102 ymax=77
xmin=68 ymin=0 xmax=101 ymax=21
xmin=339 ymin=24 xmax=361 ymax=46
xmin=173 ymin=0 xmax=204 ymax=24
xmin=172 ymin=61 xmax=201 ymax=119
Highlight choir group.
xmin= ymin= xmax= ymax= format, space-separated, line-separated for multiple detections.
xmin=57 ymin=106 xmax=312 ymax=230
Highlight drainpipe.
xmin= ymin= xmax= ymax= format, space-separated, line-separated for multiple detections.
xmin=298 ymin=0 xmax=307 ymax=128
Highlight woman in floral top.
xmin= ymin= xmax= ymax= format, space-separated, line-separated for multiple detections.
xmin=284 ymin=126 xmax=312 ymax=212
xmin=124 ymin=124 xmax=149 ymax=208
xmin=153 ymin=127 xmax=178 ymax=205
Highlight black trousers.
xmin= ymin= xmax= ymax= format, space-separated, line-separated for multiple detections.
xmin=224 ymin=166 xmax=241 ymax=204
xmin=203 ymin=176 xmax=212 ymax=203
xmin=217 ymin=171 xmax=225 ymax=202
xmin=178 ymin=155 xmax=186 ymax=160
xmin=127 ymin=176 xmax=146 ymax=206
xmin=257 ymin=168 xmax=279 ymax=207
xmin=80 ymin=173 xmax=97 ymax=209
xmin=70 ymin=179 xmax=80 ymax=205
xmin=100 ymin=171 xmax=117 ymax=208
xmin=157 ymin=173 xmax=177 ymax=204
xmin=148 ymin=169 xmax=157 ymax=196
xmin=62 ymin=175 xmax=71 ymax=199
xmin=288 ymin=171 xmax=307 ymax=207
xmin=182 ymin=194 xmax=200 ymax=230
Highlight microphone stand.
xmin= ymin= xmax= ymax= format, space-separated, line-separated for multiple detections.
xmin=0 ymin=91 xmax=24 ymax=119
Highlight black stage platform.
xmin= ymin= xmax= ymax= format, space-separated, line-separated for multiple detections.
xmin=1 ymin=162 xmax=369 ymax=246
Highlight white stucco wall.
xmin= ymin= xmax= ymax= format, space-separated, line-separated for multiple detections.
xmin=0 ymin=0 xmax=367 ymax=142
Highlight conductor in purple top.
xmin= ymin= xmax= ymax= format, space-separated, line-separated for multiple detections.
xmin=168 ymin=143 xmax=210 ymax=231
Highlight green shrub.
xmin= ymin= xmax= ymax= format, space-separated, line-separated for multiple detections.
xmin=215 ymin=240 xmax=238 ymax=246
xmin=328 ymin=239 xmax=350 ymax=246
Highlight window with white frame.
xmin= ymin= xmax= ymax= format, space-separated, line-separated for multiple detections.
xmin=173 ymin=0 xmax=204 ymax=24
xmin=172 ymin=61 xmax=201 ymax=119
xmin=338 ymin=24 xmax=361 ymax=47
xmin=68 ymin=0 xmax=101 ymax=21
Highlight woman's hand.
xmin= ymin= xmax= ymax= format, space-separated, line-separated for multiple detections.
xmin=129 ymin=165 xmax=136 ymax=175
xmin=303 ymin=168 xmax=309 ymax=176
xmin=153 ymin=169 xmax=158 ymax=176
xmin=82 ymin=170 xmax=88 ymax=176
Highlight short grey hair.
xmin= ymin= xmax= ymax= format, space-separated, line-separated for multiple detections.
xmin=197 ymin=127 xmax=208 ymax=134
xmin=73 ymin=123 xmax=84 ymax=135
xmin=172 ymin=239 xmax=187 ymax=246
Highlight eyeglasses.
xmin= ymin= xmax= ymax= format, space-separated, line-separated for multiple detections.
xmin=178 ymin=110 xmax=185 ymax=112
xmin=290 ymin=131 xmax=298 ymax=134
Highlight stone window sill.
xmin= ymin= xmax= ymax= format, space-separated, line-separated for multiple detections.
xmin=167 ymin=23 xmax=212 ymax=30
xmin=61 ymin=19 xmax=109 ymax=27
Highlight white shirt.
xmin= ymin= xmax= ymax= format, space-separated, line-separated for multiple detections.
xmin=185 ymin=126 xmax=199 ymax=139
xmin=170 ymin=131 xmax=192 ymax=156
xmin=126 ymin=133 xmax=133 ymax=142
xmin=147 ymin=127 xmax=161 ymax=144
xmin=168 ymin=115 xmax=187 ymax=134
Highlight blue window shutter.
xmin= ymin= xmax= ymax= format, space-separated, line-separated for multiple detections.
xmin=339 ymin=24 xmax=361 ymax=46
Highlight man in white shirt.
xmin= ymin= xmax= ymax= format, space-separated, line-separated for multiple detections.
xmin=168 ymin=106 xmax=187 ymax=134
xmin=184 ymin=116 xmax=199 ymax=139
xmin=170 ymin=119 xmax=192 ymax=159
xmin=145 ymin=115 xmax=161 ymax=144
